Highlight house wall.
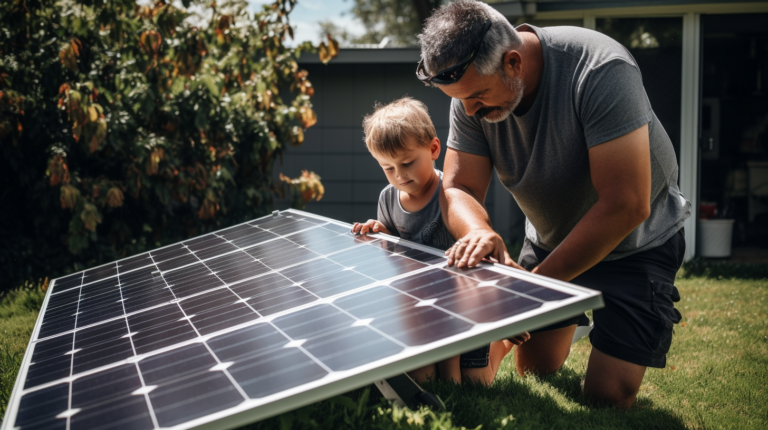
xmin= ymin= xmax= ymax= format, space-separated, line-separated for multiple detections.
xmin=274 ymin=62 xmax=525 ymax=243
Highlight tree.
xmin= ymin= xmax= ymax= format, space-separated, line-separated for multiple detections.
xmin=0 ymin=0 xmax=335 ymax=291
xmin=347 ymin=0 xmax=443 ymax=47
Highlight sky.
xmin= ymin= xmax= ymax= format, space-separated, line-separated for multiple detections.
xmin=247 ymin=0 xmax=367 ymax=45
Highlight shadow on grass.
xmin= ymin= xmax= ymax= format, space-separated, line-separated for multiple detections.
xmin=420 ymin=366 xmax=688 ymax=430
xmin=238 ymin=366 xmax=688 ymax=429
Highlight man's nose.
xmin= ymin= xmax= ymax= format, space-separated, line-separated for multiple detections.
xmin=462 ymin=100 xmax=481 ymax=117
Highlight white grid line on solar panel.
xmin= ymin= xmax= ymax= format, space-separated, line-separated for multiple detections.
xmin=44 ymin=216 xmax=318 ymax=297
xmin=32 ymin=223 xmax=436 ymax=344
xmin=16 ymin=256 xmax=568 ymax=398
xmin=187 ymin=248 xmax=337 ymax=376
xmin=16 ymin=239 xmax=450 ymax=395
xmin=23 ymin=263 xmax=530 ymax=400
xmin=382 ymin=275 xmax=510 ymax=327
xmin=116 ymin=265 xmax=162 ymax=429
xmin=41 ymin=214 xmax=312 ymax=295
xmin=7 ymin=212 xmax=608 ymax=430
xmin=20 ymin=254 xmax=259 ymax=429
xmin=64 ymin=364 xmax=153 ymax=429
xmin=39 ymin=263 xmax=563 ymax=376
xmin=18 ymin=298 xmax=556 ymax=426
xmin=129 ymin=230 xmax=432 ymax=354
xmin=147 ymin=215 xmax=327 ymax=270
xmin=145 ymin=251 xmax=253 ymax=405
xmin=383 ymin=271 xmax=555 ymax=327
xmin=24 ymin=262 xmax=440 ymax=394
xmin=173 ymin=298 xmax=592 ymax=430
xmin=36 ymin=222 xmax=347 ymax=329
xmin=65 ymin=272 xmax=84 ymax=430
xmin=266 ymin=270 xmax=474 ymax=351
xmin=152 ymin=220 xmax=362 ymax=281
xmin=33 ymin=260 xmax=311 ymax=343
xmin=108 ymin=289 xmax=586 ymax=430
xmin=40 ymin=216 xmax=353 ymax=319
xmin=191 ymin=233 xmax=422 ymax=365
xmin=10 ymin=217 xmax=402 ymax=428
xmin=25 ymin=230 xmax=568 ymax=388
xmin=4 ymin=213 xmax=338 ymax=429
xmin=54 ymin=223 xmax=552 ymax=354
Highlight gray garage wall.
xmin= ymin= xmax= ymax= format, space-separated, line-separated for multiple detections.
xmin=274 ymin=59 xmax=525 ymax=244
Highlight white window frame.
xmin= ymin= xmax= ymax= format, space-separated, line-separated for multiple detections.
xmin=680 ymin=12 xmax=700 ymax=261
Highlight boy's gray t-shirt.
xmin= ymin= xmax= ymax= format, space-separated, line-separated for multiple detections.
xmin=377 ymin=169 xmax=455 ymax=251
xmin=447 ymin=24 xmax=691 ymax=260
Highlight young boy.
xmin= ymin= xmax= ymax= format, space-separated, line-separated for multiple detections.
xmin=352 ymin=97 xmax=512 ymax=385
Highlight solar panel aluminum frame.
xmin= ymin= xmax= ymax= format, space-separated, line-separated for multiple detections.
xmin=2 ymin=209 xmax=604 ymax=430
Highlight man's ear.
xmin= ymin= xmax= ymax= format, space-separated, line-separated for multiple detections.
xmin=503 ymin=50 xmax=522 ymax=77
xmin=430 ymin=137 xmax=441 ymax=160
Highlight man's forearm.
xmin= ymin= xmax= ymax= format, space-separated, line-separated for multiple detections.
xmin=440 ymin=186 xmax=494 ymax=238
xmin=533 ymin=199 xmax=648 ymax=282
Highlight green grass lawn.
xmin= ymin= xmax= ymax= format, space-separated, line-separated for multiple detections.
xmin=2 ymin=275 xmax=766 ymax=429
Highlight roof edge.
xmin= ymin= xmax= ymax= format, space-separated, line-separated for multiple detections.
xmin=298 ymin=48 xmax=420 ymax=65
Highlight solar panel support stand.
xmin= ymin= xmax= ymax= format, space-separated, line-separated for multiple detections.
xmin=572 ymin=321 xmax=593 ymax=345
xmin=374 ymin=373 xmax=445 ymax=411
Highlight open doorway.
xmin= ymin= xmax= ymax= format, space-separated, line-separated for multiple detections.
xmin=596 ymin=17 xmax=683 ymax=159
xmin=700 ymin=14 xmax=768 ymax=262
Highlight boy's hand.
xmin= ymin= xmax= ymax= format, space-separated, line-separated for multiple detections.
xmin=351 ymin=220 xmax=390 ymax=235
xmin=506 ymin=332 xmax=531 ymax=346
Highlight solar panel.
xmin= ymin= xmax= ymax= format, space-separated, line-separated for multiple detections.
xmin=2 ymin=209 xmax=603 ymax=430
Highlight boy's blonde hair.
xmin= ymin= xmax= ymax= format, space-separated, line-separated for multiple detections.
xmin=362 ymin=97 xmax=437 ymax=157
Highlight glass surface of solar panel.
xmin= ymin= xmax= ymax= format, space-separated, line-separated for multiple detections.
xmin=3 ymin=209 xmax=603 ymax=430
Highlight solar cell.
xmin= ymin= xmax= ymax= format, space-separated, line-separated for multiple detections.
xmin=3 ymin=209 xmax=603 ymax=430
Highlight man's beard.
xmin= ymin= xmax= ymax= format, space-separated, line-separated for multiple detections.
xmin=476 ymin=74 xmax=525 ymax=124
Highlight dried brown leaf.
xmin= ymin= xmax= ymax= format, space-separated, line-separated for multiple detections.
xmin=106 ymin=187 xmax=124 ymax=208
xmin=298 ymin=105 xmax=317 ymax=129
xmin=146 ymin=147 xmax=165 ymax=175
xmin=80 ymin=203 xmax=102 ymax=232
xmin=318 ymin=42 xmax=330 ymax=64
xmin=60 ymin=184 xmax=80 ymax=209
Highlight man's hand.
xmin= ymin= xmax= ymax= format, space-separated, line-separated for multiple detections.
xmin=445 ymin=228 xmax=522 ymax=269
xmin=440 ymin=149 xmax=524 ymax=269
xmin=351 ymin=219 xmax=390 ymax=235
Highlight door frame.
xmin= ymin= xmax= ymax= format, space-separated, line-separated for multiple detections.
xmin=551 ymin=2 xmax=768 ymax=261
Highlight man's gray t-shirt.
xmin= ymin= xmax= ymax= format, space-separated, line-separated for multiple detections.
xmin=377 ymin=169 xmax=455 ymax=251
xmin=447 ymin=24 xmax=691 ymax=260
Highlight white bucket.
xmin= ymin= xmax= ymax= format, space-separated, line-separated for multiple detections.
xmin=699 ymin=219 xmax=734 ymax=258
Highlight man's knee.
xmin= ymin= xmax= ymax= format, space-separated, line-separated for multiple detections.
xmin=583 ymin=347 xmax=646 ymax=409
xmin=514 ymin=325 xmax=575 ymax=377
xmin=582 ymin=378 xmax=639 ymax=409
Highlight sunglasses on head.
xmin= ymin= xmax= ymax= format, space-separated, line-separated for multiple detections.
xmin=416 ymin=20 xmax=492 ymax=86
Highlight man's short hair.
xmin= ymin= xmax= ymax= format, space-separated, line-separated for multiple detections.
xmin=418 ymin=0 xmax=522 ymax=78
xmin=363 ymin=97 xmax=437 ymax=157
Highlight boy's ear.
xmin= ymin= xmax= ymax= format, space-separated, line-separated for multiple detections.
xmin=430 ymin=137 xmax=441 ymax=161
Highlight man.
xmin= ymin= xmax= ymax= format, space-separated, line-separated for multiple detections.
xmin=417 ymin=0 xmax=690 ymax=408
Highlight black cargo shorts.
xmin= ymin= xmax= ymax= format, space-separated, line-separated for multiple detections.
xmin=519 ymin=229 xmax=685 ymax=368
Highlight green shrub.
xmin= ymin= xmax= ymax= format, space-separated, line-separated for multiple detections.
xmin=0 ymin=0 xmax=335 ymax=291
